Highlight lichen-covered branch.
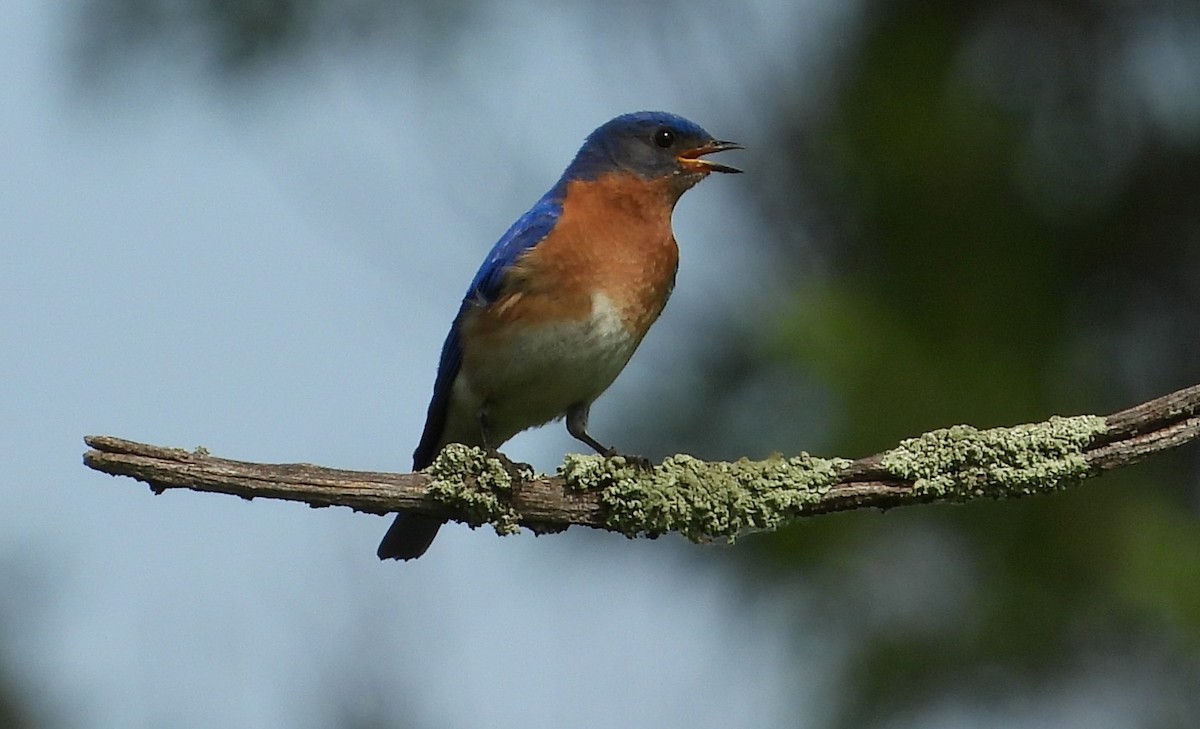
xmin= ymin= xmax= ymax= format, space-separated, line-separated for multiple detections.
xmin=82 ymin=384 xmax=1200 ymax=542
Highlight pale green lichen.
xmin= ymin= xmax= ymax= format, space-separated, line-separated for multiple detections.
xmin=425 ymin=444 xmax=521 ymax=535
xmin=559 ymin=452 xmax=852 ymax=543
xmin=878 ymin=414 xmax=1107 ymax=498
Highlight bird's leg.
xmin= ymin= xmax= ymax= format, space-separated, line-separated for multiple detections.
xmin=476 ymin=405 xmax=532 ymax=480
xmin=477 ymin=406 xmax=496 ymax=451
xmin=566 ymin=403 xmax=652 ymax=469
xmin=565 ymin=404 xmax=614 ymax=456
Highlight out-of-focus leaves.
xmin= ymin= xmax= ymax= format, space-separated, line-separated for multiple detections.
xmin=703 ymin=1 xmax=1200 ymax=726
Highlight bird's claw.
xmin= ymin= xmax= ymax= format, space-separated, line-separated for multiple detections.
xmin=485 ymin=448 xmax=534 ymax=481
xmin=603 ymin=449 xmax=653 ymax=471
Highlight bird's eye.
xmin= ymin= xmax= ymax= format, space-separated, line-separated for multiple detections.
xmin=653 ymin=127 xmax=676 ymax=148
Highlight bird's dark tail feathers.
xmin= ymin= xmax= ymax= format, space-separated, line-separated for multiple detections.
xmin=377 ymin=513 xmax=443 ymax=561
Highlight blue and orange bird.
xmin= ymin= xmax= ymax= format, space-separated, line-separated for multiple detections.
xmin=378 ymin=111 xmax=741 ymax=560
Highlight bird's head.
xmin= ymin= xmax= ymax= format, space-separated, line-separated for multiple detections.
xmin=565 ymin=111 xmax=742 ymax=194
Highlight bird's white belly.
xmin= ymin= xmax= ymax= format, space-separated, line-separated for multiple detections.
xmin=445 ymin=293 xmax=641 ymax=446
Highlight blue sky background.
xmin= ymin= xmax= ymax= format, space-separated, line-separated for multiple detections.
xmin=1 ymin=2 xmax=851 ymax=726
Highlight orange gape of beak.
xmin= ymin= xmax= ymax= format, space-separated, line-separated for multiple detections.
xmin=677 ymin=139 xmax=744 ymax=174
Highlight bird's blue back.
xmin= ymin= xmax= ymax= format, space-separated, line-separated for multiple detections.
xmin=411 ymin=182 xmax=567 ymax=469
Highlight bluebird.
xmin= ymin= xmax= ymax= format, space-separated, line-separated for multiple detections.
xmin=378 ymin=111 xmax=741 ymax=560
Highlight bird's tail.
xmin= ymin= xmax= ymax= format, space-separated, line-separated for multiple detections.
xmin=377 ymin=513 xmax=443 ymax=561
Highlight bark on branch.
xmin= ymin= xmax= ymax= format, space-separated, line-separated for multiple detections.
xmin=82 ymin=384 xmax=1200 ymax=542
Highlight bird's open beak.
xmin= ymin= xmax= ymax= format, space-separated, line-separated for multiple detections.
xmin=677 ymin=139 xmax=744 ymax=174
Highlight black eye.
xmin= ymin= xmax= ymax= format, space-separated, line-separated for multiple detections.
xmin=653 ymin=127 xmax=676 ymax=148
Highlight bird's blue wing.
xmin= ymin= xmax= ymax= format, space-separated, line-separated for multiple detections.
xmin=412 ymin=184 xmax=566 ymax=469
xmin=463 ymin=183 xmax=566 ymax=305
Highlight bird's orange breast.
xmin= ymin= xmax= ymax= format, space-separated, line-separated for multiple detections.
xmin=502 ymin=173 xmax=680 ymax=335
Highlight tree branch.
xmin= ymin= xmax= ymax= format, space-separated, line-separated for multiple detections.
xmin=82 ymin=384 xmax=1200 ymax=542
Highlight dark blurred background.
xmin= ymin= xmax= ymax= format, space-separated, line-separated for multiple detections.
xmin=4 ymin=0 xmax=1199 ymax=726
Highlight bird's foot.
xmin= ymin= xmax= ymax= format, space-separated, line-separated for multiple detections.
xmin=601 ymin=449 xmax=653 ymax=471
xmin=485 ymin=448 xmax=534 ymax=481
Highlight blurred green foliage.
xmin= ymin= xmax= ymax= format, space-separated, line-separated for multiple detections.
xmin=731 ymin=1 xmax=1200 ymax=726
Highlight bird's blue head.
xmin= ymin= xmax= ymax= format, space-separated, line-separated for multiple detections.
xmin=563 ymin=111 xmax=742 ymax=190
